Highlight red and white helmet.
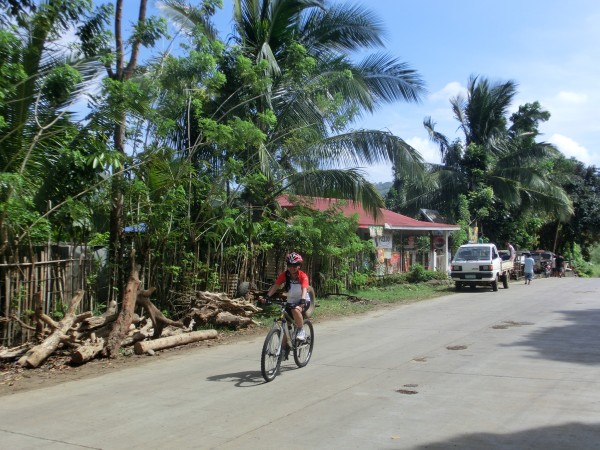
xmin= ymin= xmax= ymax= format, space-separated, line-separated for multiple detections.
xmin=286 ymin=252 xmax=303 ymax=265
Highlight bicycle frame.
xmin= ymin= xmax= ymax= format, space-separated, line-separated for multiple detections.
xmin=272 ymin=303 xmax=298 ymax=350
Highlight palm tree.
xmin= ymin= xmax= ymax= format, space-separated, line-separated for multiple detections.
xmin=222 ymin=0 xmax=427 ymax=218
xmin=391 ymin=75 xmax=572 ymax=243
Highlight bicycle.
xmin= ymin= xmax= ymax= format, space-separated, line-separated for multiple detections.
xmin=260 ymin=298 xmax=314 ymax=382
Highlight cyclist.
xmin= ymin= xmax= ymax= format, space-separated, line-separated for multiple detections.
xmin=263 ymin=252 xmax=311 ymax=341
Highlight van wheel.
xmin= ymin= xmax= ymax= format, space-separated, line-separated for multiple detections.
xmin=502 ymin=274 xmax=509 ymax=289
xmin=455 ymin=282 xmax=462 ymax=291
xmin=491 ymin=279 xmax=499 ymax=291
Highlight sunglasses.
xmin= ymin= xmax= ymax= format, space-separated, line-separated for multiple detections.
xmin=287 ymin=263 xmax=300 ymax=268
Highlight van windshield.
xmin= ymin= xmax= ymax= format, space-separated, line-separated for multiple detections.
xmin=454 ymin=247 xmax=491 ymax=261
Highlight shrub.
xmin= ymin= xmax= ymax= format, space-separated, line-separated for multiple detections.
xmin=406 ymin=264 xmax=448 ymax=283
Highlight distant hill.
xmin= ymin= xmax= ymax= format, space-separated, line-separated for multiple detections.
xmin=374 ymin=181 xmax=392 ymax=197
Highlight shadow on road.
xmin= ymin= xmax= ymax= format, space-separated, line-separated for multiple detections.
xmin=206 ymin=365 xmax=296 ymax=387
xmin=507 ymin=308 xmax=600 ymax=365
xmin=413 ymin=422 xmax=600 ymax=449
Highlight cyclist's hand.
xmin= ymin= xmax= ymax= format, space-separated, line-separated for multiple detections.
xmin=261 ymin=295 xmax=272 ymax=305
xmin=299 ymin=298 xmax=306 ymax=305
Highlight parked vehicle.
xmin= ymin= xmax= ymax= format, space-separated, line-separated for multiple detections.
xmin=530 ymin=250 xmax=556 ymax=273
xmin=450 ymin=243 xmax=513 ymax=291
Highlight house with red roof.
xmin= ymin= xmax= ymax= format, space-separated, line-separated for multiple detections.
xmin=278 ymin=196 xmax=460 ymax=274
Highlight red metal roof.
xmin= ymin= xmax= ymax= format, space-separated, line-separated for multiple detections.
xmin=277 ymin=196 xmax=460 ymax=231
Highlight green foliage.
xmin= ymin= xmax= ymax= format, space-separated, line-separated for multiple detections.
xmin=349 ymin=271 xmax=370 ymax=289
xmin=452 ymin=194 xmax=470 ymax=250
xmin=41 ymin=65 xmax=83 ymax=106
xmin=278 ymin=201 xmax=374 ymax=292
xmin=89 ymin=232 xmax=109 ymax=246
xmin=567 ymin=243 xmax=595 ymax=277
xmin=52 ymin=301 xmax=65 ymax=321
xmin=0 ymin=176 xmax=51 ymax=244
xmin=0 ymin=29 xmax=27 ymax=129
xmin=405 ymin=264 xmax=448 ymax=283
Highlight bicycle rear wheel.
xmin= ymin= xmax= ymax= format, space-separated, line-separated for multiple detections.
xmin=293 ymin=320 xmax=314 ymax=367
xmin=261 ymin=327 xmax=282 ymax=382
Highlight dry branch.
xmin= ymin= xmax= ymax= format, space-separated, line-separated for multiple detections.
xmin=0 ymin=343 xmax=31 ymax=361
xmin=137 ymin=288 xmax=184 ymax=338
xmin=80 ymin=300 xmax=118 ymax=331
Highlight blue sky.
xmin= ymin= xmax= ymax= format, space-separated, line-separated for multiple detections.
xmin=133 ymin=0 xmax=600 ymax=182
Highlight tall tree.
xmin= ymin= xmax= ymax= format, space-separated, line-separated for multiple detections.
xmin=81 ymin=0 xmax=169 ymax=297
xmin=0 ymin=0 xmax=105 ymax=259
xmin=225 ymin=0 xmax=427 ymax=216
xmin=388 ymin=76 xmax=572 ymax=245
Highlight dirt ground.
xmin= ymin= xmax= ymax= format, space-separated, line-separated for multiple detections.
xmin=0 ymin=325 xmax=267 ymax=398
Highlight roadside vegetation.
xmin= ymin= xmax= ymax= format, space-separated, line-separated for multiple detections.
xmin=1 ymin=0 xmax=599 ymax=340
xmin=256 ymin=265 xmax=451 ymax=323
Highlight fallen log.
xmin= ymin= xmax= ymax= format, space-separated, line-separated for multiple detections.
xmin=133 ymin=329 xmax=218 ymax=355
xmin=17 ymin=290 xmax=85 ymax=368
xmin=214 ymin=311 xmax=252 ymax=328
xmin=70 ymin=338 xmax=105 ymax=365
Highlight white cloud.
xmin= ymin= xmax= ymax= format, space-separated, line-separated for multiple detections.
xmin=405 ymin=137 xmax=442 ymax=165
xmin=549 ymin=133 xmax=592 ymax=164
xmin=429 ymin=82 xmax=467 ymax=102
xmin=556 ymin=91 xmax=588 ymax=104
xmin=361 ymin=162 xmax=395 ymax=184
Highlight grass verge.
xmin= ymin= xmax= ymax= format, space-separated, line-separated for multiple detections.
xmin=255 ymin=280 xmax=455 ymax=324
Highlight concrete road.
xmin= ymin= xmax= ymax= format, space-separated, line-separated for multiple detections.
xmin=1 ymin=277 xmax=600 ymax=450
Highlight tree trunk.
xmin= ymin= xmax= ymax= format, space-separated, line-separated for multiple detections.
xmin=17 ymin=290 xmax=85 ymax=368
xmin=134 ymin=330 xmax=218 ymax=355
xmin=104 ymin=250 xmax=140 ymax=358
xmin=107 ymin=0 xmax=149 ymax=302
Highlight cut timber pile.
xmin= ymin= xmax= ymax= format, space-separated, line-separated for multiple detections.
xmin=181 ymin=290 xmax=262 ymax=329
xmin=0 ymin=251 xmax=269 ymax=367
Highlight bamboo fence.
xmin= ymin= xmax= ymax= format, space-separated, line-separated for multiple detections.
xmin=1 ymin=247 xmax=95 ymax=346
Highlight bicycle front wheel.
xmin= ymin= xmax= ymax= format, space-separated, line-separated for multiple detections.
xmin=261 ymin=327 xmax=283 ymax=382
xmin=293 ymin=320 xmax=314 ymax=368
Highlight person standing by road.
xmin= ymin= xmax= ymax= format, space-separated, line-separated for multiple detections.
xmin=555 ymin=254 xmax=565 ymax=278
xmin=523 ymin=252 xmax=535 ymax=285
xmin=505 ymin=242 xmax=516 ymax=263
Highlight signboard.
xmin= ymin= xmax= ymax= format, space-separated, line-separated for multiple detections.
xmin=375 ymin=231 xmax=393 ymax=249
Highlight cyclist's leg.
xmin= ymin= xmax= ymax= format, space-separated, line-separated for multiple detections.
xmin=291 ymin=305 xmax=304 ymax=328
